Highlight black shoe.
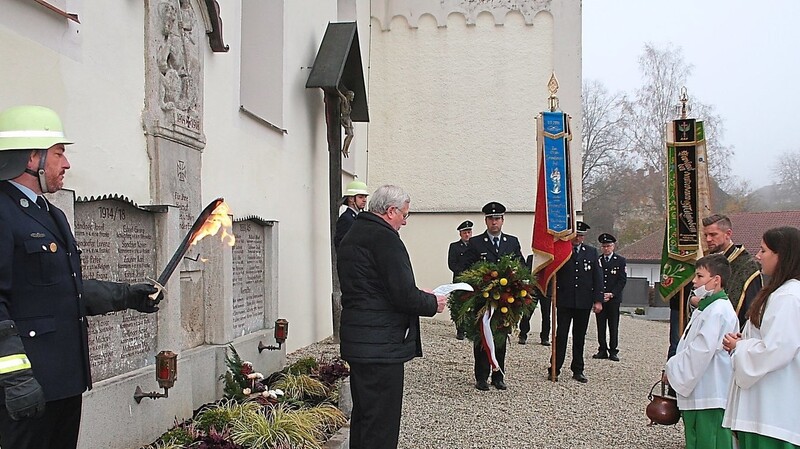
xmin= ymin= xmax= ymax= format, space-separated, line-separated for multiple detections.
xmin=491 ymin=379 xmax=507 ymax=390
xmin=456 ymin=331 xmax=465 ymax=340
xmin=540 ymin=340 xmax=551 ymax=346
xmin=518 ymin=334 xmax=528 ymax=345
xmin=592 ymin=352 xmax=609 ymax=359
xmin=609 ymin=354 xmax=620 ymax=362
xmin=475 ymin=380 xmax=490 ymax=391
xmin=572 ymin=373 xmax=588 ymax=383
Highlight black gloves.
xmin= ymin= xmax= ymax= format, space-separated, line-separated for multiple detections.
xmin=0 ymin=320 xmax=46 ymax=420
xmin=125 ymin=283 xmax=163 ymax=313
xmin=83 ymin=280 xmax=163 ymax=315
xmin=2 ymin=372 xmax=46 ymax=421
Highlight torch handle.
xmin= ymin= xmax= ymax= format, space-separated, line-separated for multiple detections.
xmin=151 ymin=198 xmax=225 ymax=293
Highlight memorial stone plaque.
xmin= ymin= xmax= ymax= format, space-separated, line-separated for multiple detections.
xmin=231 ymin=220 xmax=266 ymax=335
xmin=74 ymin=199 xmax=158 ymax=381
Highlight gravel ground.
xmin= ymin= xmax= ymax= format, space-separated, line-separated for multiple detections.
xmin=289 ymin=310 xmax=685 ymax=449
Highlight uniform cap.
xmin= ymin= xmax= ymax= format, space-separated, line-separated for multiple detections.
xmin=576 ymin=221 xmax=590 ymax=235
xmin=482 ymin=202 xmax=506 ymax=217
xmin=598 ymin=233 xmax=617 ymax=244
xmin=457 ymin=220 xmax=473 ymax=231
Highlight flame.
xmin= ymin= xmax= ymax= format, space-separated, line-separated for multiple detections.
xmin=189 ymin=202 xmax=236 ymax=247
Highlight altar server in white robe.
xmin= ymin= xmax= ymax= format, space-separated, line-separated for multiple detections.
xmin=665 ymin=253 xmax=738 ymax=449
xmin=722 ymin=226 xmax=800 ymax=449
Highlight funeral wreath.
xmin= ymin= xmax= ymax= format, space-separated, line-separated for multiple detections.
xmin=449 ymin=254 xmax=537 ymax=346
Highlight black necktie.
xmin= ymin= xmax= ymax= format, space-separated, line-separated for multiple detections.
xmin=36 ymin=196 xmax=48 ymax=211
xmin=493 ymin=236 xmax=500 ymax=251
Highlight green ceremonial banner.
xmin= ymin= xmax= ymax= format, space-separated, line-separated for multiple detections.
xmin=659 ymin=120 xmax=707 ymax=302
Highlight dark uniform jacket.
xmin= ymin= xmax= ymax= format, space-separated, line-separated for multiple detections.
xmin=0 ymin=182 xmax=125 ymax=403
xmin=460 ymin=231 xmax=524 ymax=273
xmin=723 ymin=244 xmax=762 ymax=327
xmin=447 ymin=240 xmax=470 ymax=282
xmin=0 ymin=181 xmax=90 ymax=403
xmin=555 ymin=244 xmax=603 ymax=309
xmin=334 ymin=207 xmax=357 ymax=249
xmin=599 ymin=252 xmax=627 ymax=305
xmin=337 ymin=212 xmax=438 ymax=364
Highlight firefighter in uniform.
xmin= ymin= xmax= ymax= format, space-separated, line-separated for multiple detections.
xmin=0 ymin=105 xmax=162 ymax=449
xmin=461 ymin=202 xmax=524 ymax=390
xmin=593 ymin=233 xmax=627 ymax=361
xmin=549 ymin=221 xmax=603 ymax=383
xmin=448 ymin=220 xmax=473 ymax=339
xmin=334 ymin=180 xmax=369 ymax=249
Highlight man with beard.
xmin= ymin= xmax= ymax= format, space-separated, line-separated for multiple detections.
xmin=0 ymin=105 xmax=162 ymax=449
xmin=667 ymin=214 xmax=762 ymax=358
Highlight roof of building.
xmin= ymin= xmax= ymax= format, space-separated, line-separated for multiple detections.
xmin=619 ymin=210 xmax=800 ymax=263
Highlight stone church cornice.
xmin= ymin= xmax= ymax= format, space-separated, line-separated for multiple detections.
xmin=371 ymin=0 xmax=553 ymax=30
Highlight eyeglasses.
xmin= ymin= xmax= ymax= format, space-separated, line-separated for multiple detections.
xmin=391 ymin=206 xmax=410 ymax=220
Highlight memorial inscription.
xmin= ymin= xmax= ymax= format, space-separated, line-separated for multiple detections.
xmin=231 ymin=220 xmax=266 ymax=335
xmin=74 ymin=200 xmax=158 ymax=381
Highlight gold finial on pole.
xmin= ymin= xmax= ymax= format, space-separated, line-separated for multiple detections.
xmin=676 ymin=86 xmax=692 ymax=119
xmin=547 ymin=73 xmax=560 ymax=112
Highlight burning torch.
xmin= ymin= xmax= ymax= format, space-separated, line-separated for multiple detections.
xmin=149 ymin=198 xmax=236 ymax=299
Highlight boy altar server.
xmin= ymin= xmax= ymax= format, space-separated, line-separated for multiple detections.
xmin=664 ymin=253 xmax=739 ymax=449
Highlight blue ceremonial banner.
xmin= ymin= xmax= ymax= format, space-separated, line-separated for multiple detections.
xmin=541 ymin=112 xmax=571 ymax=236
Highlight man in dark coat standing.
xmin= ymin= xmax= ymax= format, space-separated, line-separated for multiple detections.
xmin=550 ymin=221 xmax=603 ymax=383
xmin=461 ymin=201 xmax=524 ymax=391
xmin=0 ymin=105 xmax=162 ymax=449
xmin=448 ymin=220 xmax=473 ymax=339
xmin=338 ymin=184 xmax=446 ymax=449
xmin=593 ymin=233 xmax=627 ymax=362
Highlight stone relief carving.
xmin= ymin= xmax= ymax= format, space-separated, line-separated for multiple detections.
xmin=146 ymin=0 xmax=204 ymax=146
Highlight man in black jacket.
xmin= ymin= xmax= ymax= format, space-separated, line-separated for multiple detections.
xmin=448 ymin=220 xmax=472 ymax=339
xmin=550 ymin=221 xmax=603 ymax=383
xmin=338 ymin=184 xmax=446 ymax=449
xmin=593 ymin=233 xmax=627 ymax=361
xmin=0 ymin=105 xmax=161 ymax=449
xmin=461 ymin=202 xmax=524 ymax=391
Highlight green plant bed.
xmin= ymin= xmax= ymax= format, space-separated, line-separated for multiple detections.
xmin=142 ymin=346 xmax=350 ymax=449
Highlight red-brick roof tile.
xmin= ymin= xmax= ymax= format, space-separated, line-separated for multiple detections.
xmin=619 ymin=210 xmax=800 ymax=262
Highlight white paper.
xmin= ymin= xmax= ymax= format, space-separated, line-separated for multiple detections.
xmin=432 ymin=282 xmax=474 ymax=296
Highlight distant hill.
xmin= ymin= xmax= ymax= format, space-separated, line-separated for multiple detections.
xmin=745 ymin=183 xmax=800 ymax=211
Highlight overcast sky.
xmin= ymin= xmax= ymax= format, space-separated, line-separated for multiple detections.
xmin=582 ymin=0 xmax=800 ymax=189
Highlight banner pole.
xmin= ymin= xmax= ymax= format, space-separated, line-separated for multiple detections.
xmin=550 ymin=277 xmax=557 ymax=382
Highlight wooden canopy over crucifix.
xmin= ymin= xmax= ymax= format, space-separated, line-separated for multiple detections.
xmin=306 ymin=21 xmax=369 ymax=340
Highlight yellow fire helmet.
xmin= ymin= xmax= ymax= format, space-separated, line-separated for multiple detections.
xmin=0 ymin=105 xmax=73 ymax=181
xmin=343 ymin=180 xmax=369 ymax=197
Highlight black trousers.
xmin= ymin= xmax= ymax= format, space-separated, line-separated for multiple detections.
xmin=473 ymin=341 xmax=506 ymax=382
xmin=553 ymin=306 xmax=592 ymax=375
xmin=0 ymin=394 xmax=82 ymax=449
xmin=596 ymin=301 xmax=620 ymax=355
xmin=519 ymin=295 xmax=552 ymax=341
xmin=348 ymin=362 xmax=405 ymax=449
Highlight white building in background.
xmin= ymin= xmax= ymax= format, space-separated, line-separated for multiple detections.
xmin=366 ymin=0 xmax=582 ymax=298
xmin=0 ymin=0 xmax=581 ymax=447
